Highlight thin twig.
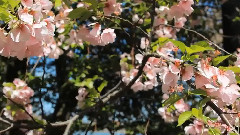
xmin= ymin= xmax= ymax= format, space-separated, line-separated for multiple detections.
xmin=104 ymin=17 xmax=130 ymax=37
xmin=30 ymin=57 xmax=41 ymax=75
xmin=0 ymin=117 xmax=13 ymax=134
xmin=101 ymin=81 xmax=122 ymax=100
xmin=63 ymin=115 xmax=79 ymax=135
xmin=84 ymin=119 xmax=94 ymax=135
xmin=144 ymin=119 xmax=150 ymax=135
xmin=39 ymin=56 xmax=46 ymax=119
xmin=24 ymin=58 xmax=30 ymax=81
xmin=107 ymin=16 xmax=149 ymax=37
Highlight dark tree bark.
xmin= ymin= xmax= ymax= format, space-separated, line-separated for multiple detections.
xmin=222 ymin=0 xmax=240 ymax=53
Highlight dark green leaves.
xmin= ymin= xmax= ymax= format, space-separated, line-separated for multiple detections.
xmin=83 ymin=0 xmax=98 ymax=10
xmin=162 ymin=94 xmax=181 ymax=106
xmin=68 ymin=7 xmax=92 ymax=21
xmin=189 ymin=89 xmax=207 ymax=96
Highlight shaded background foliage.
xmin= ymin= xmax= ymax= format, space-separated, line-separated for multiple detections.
xmin=0 ymin=0 xmax=240 ymax=134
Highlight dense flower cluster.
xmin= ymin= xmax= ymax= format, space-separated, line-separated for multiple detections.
xmin=3 ymin=78 xmax=34 ymax=121
xmin=153 ymin=0 xmax=194 ymax=39
xmin=0 ymin=0 xmax=63 ymax=60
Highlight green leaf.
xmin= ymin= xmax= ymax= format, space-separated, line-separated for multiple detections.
xmin=0 ymin=8 xmax=15 ymax=22
xmin=189 ymin=89 xmax=207 ymax=96
xmin=236 ymin=75 xmax=240 ymax=84
xmin=230 ymin=133 xmax=238 ymax=135
xmin=177 ymin=111 xmax=192 ymax=126
xmin=186 ymin=45 xmax=214 ymax=55
xmin=212 ymin=55 xmax=230 ymax=66
xmin=83 ymin=0 xmax=98 ymax=9
xmin=181 ymin=54 xmax=199 ymax=62
xmin=3 ymin=82 xmax=13 ymax=87
xmin=167 ymin=105 xmax=176 ymax=112
xmin=193 ymin=41 xmax=211 ymax=48
xmin=219 ymin=66 xmax=240 ymax=73
xmin=68 ymin=7 xmax=92 ymax=21
xmin=62 ymin=0 xmax=71 ymax=7
xmin=97 ymin=80 xmax=108 ymax=92
xmin=199 ymin=97 xmax=210 ymax=108
xmin=55 ymin=0 xmax=62 ymax=7
xmin=163 ymin=94 xmax=181 ymax=106
xmin=192 ymin=108 xmax=203 ymax=119
xmin=209 ymin=128 xmax=221 ymax=135
xmin=169 ymin=39 xmax=187 ymax=52
xmin=7 ymin=0 xmax=20 ymax=11
xmin=153 ymin=38 xmax=187 ymax=53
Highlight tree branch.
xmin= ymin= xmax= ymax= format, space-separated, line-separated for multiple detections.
xmin=207 ymin=101 xmax=239 ymax=134
xmin=63 ymin=115 xmax=79 ymax=135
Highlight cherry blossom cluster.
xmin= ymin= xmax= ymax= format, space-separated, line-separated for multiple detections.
xmin=0 ymin=0 xmax=67 ymax=60
xmin=196 ymin=59 xmax=240 ymax=105
xmin=120 ymin=39 xmax=240 ymax=133
xmin=53 ymin=0 xmax=121 ymax=53
xmin=184 ymin=120 xmax=209 ymax=135
xmin=153 ymin=0 xmax=194 ymax=38
xmin=121 ymin=41 xmax=193 ymax=93
xmin=2 ymin=78 xmax=34 ymax=121
xmin=56 ymin=23 xmax=117 ymax=49
xmin=158 ymin=94 xmax=189 ymax=123
xmin=78 ymin=23 xmax=117 ymax=46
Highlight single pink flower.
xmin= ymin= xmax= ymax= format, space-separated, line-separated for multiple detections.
xmin=101 ymin=28 xmax=116 ymax=45
xmin=103 ymin=0 xmax=122 ymax=16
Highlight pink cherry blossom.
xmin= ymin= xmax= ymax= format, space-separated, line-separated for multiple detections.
xmin=195 ymin=73 xmax=210 ymax=89
xmin=21 ymin=0 xmax=33 ymax=8
xmin=154 ymin=17 xmax=167 ymax=27
xmin=131 ymin=81 xmax=144 ymax=92
xmin=184 ymin=120 xmax=205 ymax=135
xmin=101 ymin=28 xmax=116 ymax=45
xmin=10 ymin=24 xmax=31 ymax=43
xmin=35 ymin=0 xmax=53 ymax=11
xmin=18 ymin=7 xmax=34 ymax=25
xmin=182 ymin=65 xmax=194 ymax=81
xmin=4 ymin=104 xmax=33 ymax=121
xmin=174 ymin=99 xmax=190 ymax=113
xmin=155 ymin=6 xmax=169 ymax=17
xmin=90 ymin=23 xmax=101 ymax=37
xmin=103 ymin=0 xmax=122 ymax=16
xmin=175 ymin=17 xmax=187 ymax=28
xmin=158 ymin=107 xmax=177 ymax=123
